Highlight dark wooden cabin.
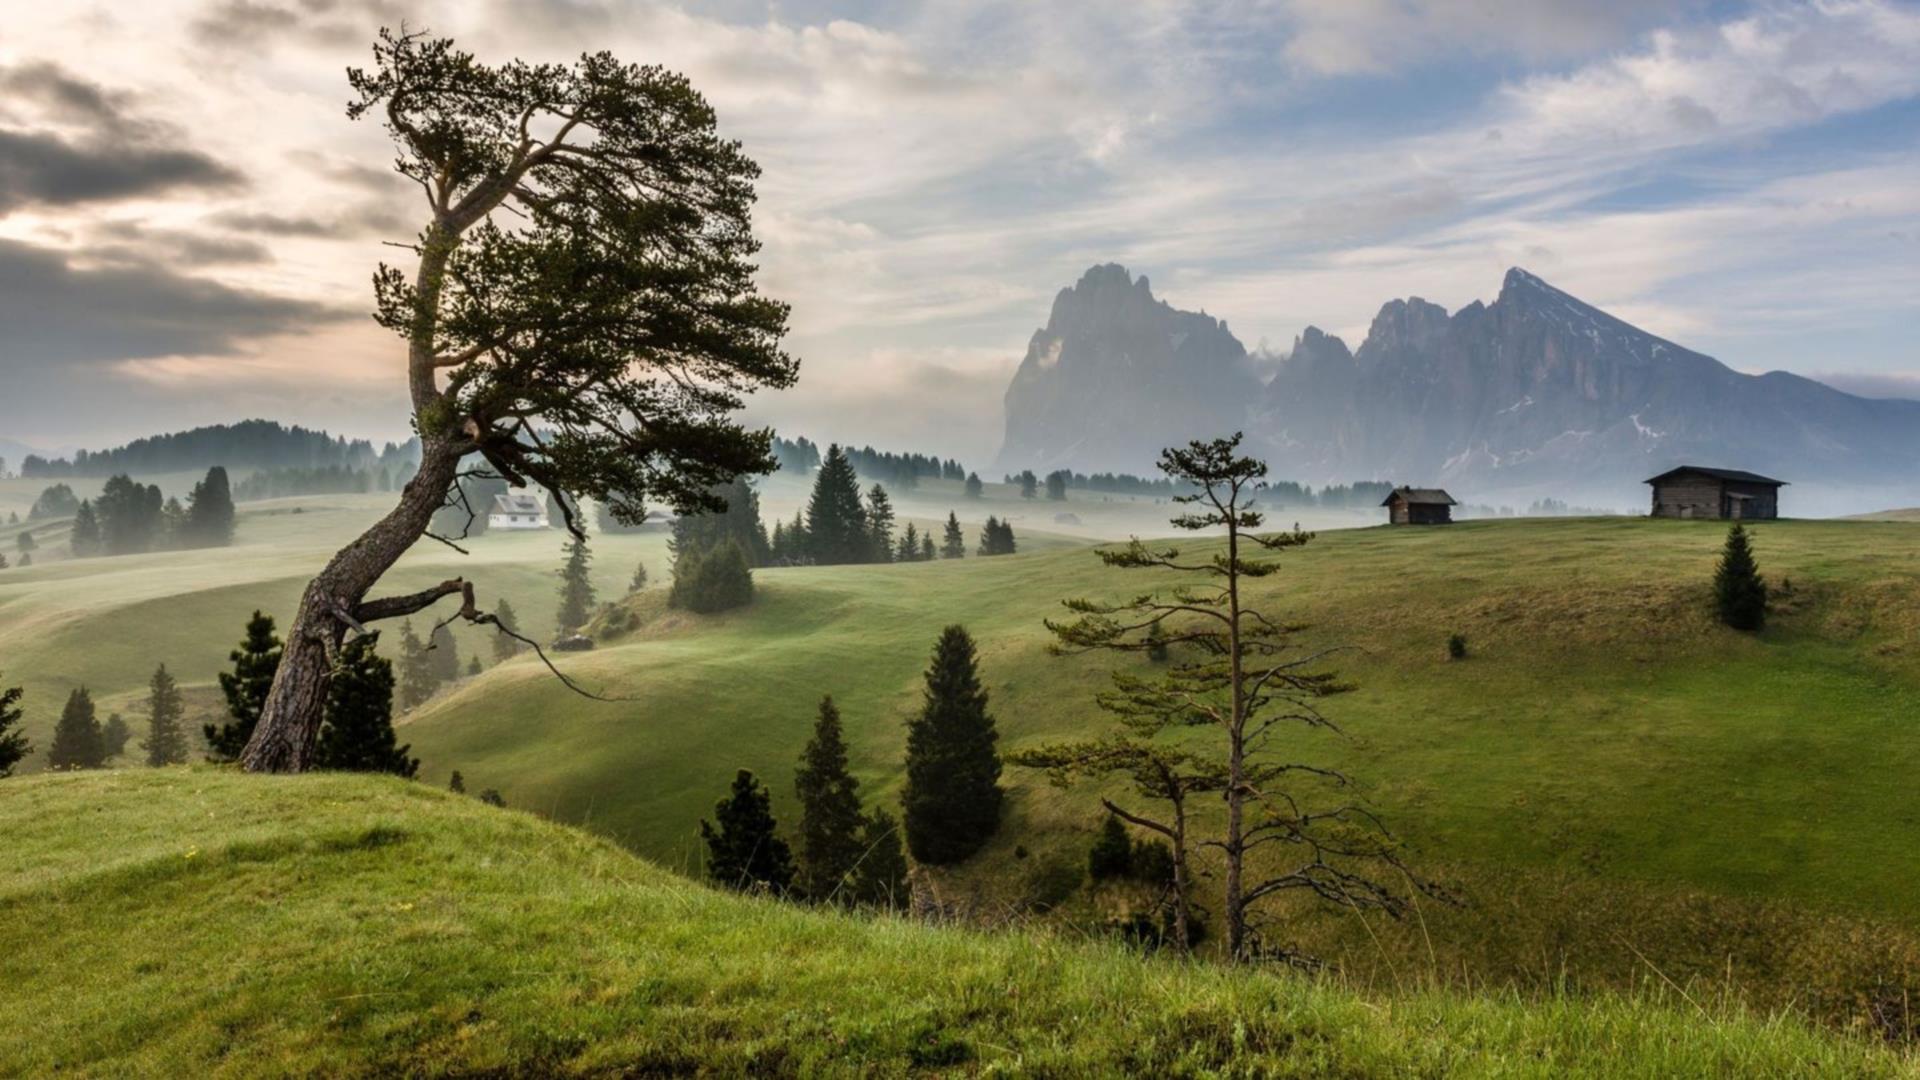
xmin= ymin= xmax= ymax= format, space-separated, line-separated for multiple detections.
xmin=1381 ymin=486 xmax=1457 ymax=525
xmin=1645 ymin=467 xmax=1785 ymax=520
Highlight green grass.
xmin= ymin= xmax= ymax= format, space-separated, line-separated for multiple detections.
xmin=2 ymin=768 xmax=1911 ymax=1077
xmin=6 ymin=488 xmax=1920 ymax=1028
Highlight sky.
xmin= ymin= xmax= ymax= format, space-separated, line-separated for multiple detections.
xmin=1 ymin=0 xmax=1916 ymax=465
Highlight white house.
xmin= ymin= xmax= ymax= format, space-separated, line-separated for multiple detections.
xmin=487 ymin=491 xmax=549 ymax=531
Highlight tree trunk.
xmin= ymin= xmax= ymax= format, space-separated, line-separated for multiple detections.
xmin=1223 ymin=512 xmax=1249 ymax=961
xmin=238 ymin=437 xmax=463 ymax=772
xmin=1170 ymin=794 xmax=1192 ymax=953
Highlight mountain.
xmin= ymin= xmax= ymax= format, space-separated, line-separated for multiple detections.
xmin=999 ymin=265 xmax=1920 ymax=510
xmin=995 ymin=264 xmax=1260 ymax=473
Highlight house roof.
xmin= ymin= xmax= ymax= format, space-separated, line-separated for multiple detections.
xmin=491 ymin=493 xmax=545 ymax=515
xmin=1380 ymin=486 xmax=1457 ymax=507
xmin=1643 ymin=466 xmax=1787 ymax=487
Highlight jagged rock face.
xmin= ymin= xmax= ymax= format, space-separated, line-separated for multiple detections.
xmin=1001 ymin=265 xmax=1920 ymax=507
xmin=996 ymin=264 xmax=1261 ymax=473
xmin=1253 ymin=268 xmax=1920 ymax=503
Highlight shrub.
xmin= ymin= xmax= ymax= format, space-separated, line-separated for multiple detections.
xmin=1448 ymin=632 xmax=1468 ymax=660
xmin=669 ymin=539 xmax=754 ymax=614
xmin=1088 ymin=814 xmax=1133 ymax=881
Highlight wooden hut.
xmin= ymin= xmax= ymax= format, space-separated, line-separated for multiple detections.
xmin=1644 ymin=467 xmax=1785 ymax=520
xmin=1381 ymin=486 xmax=1457 ymax=525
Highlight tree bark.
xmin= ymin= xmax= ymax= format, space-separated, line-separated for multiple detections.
xmin=238 ymin=435 xmax=463 ymax=772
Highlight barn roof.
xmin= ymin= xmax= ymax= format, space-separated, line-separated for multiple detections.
xmin=1380 ymin=486 xmax=1457 ymax=507
xmin=1644 ymin=466 xmax=1787 ymax=487
xmin=492 ymin=492 xmax=545 ymax=515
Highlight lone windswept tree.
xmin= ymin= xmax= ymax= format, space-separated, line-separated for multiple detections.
xmin=700 ymin=768 xmax=794 ymax=894
xmin=901 ymin=625 xmax=1003 ymax=865
xmin=1714 ymin=523 xmax=1768 ymax=631
xmin=0 ymin=678 xmax=30 ymax=777
xmin=1040 ymin=433 xmax=1438 ymax=961
xmin=238 ymin=30 xmax=795 ymax=771
xmin=794 ymin=696 xmax=866 ymax=903
xmin=143 ymin=664 xmax=190 ymax=766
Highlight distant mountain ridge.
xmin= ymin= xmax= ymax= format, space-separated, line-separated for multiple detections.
xmin=998 ymin=265 xmax=1920 ymax=509
xmin=20 ymin=419 xmax=420 ymax=479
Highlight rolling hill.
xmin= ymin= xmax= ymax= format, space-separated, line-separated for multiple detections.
xmin=2 ymin=769 xmax=1908 ymax=1076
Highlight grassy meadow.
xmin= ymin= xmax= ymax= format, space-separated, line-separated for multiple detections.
xmin=3 ymin=768 xmax=1912 ymax=1077
xmin=4 ymin=469 xmax=1920 ymax=1038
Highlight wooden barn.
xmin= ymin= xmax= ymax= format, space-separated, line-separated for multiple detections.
xmin=1645 ymin=467 xmax=1785 ymax=520
xmin=1381 ymin=486 xmax=1457 ymax=525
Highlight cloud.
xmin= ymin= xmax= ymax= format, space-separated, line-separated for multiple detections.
xmin=0 ymin=62 xmax=245 ymax=214
xmin=1278 ymin=0 xmax=1708 ymax=76
xmin=0 ymin=236 xmax=351 ymax=370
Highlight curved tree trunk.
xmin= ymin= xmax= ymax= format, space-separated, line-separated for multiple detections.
xmin=238 ymin=435 xmax=463 ymax=772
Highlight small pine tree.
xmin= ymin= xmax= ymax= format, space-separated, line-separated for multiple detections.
xmin=143 ymin=664 xmax=189 ymax=766
xmin=795 ymin=696 xmax=867 ymax=903
xmin=396 ymin=619 xmax=437 ymax=710
xmin=70 ymin=500 xmax=101 ymax=557
xmin=941 ymin=513 xmax=965 ymax=558
xmin=700 ymin=769 xmax=795 ymax=894
xmin=901 ymin=625 xmax=1004 ymax=865
xmin=1045 ymin=470 xmax=1069 ymax=501
xmin=628 ymin=561 xmax=648 ymax=593
xmin=48 ymin=687 xmax=106 ymax=770
xmin=964 ymin=472 xmax=984 ymax=499
xmin=479 ymin=788 xmax=506 ymax=807
xmin=803 ymin=445 xmax=869 ymax=565
xmin=205 ymin=611 xmax=282 ymax=761
xmin=920 ymin=533 xmax=936 ymax=562
xmin=849 ymin=809 xmax=910 ymax=910
xmin=102 ymin=712 xmax=131 ymax=758
xmin=491 ymin=598 xmax=523 ymax=662
xmin=428 ymin=621 xmax=461 ymax=685
xmin=185 ymin=466 xmax=236 ymax=547
xmin=449 ymin=770 xmax=466 ymax=794
xmin=0 ymin=678 xmax=31 ymax=777
xmin=1018 ymin=470 xmax=1038 ymax=499
xmin=895 ymin=522 xmax=919 ymax=562
xmin=866 ymin=484 xmax=896 ymax=563
xmin=1714 ymin=523 xmax=1768 ymax=631
xmin=669 ymin=539 xmax=754 ymax=613
xmin=16 ymin=529 xmax=34 ymax=556
xmin=556 ymin=538 xmax=596 ymax=633
xmin=466 ymin=655 xmax=482 ymax=677
xmin=314 ymin=636 xmax=418 ymax=777
xmin=1088 ymin=814 xmax=1134 ymax=880
xmin=1146 ymin=621 xmax=1169 ymax=661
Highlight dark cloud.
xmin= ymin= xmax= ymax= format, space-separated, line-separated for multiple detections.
xmin=190 ymin=0 xmax=408 ymax=51
xmin=211 ymin=199 xmax=412 ymax=238
xmin=0 ymin=236 xmax=352 ymax=373
xmin=90 ymin=221 xmax=273 ymax=267
xmin=0 ymin=62 xmax=245 ymax=214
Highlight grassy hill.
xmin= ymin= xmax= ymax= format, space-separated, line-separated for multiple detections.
xmin=3 ymin=769 xmax=1910 ymax=1077
xmin=5 ymin=485 xmax=1920 ymax=1030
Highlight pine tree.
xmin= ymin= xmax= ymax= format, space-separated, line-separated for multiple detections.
xmin=70 ymin=500 xmax=101 ymax=557
xmin=428 ymin=621 xmax=461 ymax=685
xmin=669 ymin=539 xmax=754 ymax=613
xmin=466 ymin=655 xmax=482 ymax=677
xmin=895 ymin=522 xmax=919 ymax=563
xmin=670 ymin=476 xmax=772 ymax=568
xmin=628 ymin=561 xmax=648 ymax=593
xmin=205 ymin=611 xmax=282 ymax=761
xmin=920 ymin=533 xmax=936 ymax=562
xmin=942 ymin=513 xmax=965 ymax=559
xmin=865 ymin=484 xmax=895 ymax=563
xmin=849 ymin=809 xmax=910 ymax=910
xmin=16 ymin=529 xmax=35 ymax=557
xmin=143 ymin=664 xmax=189 ymax=766
xmin=314 ymin=635 xmax=418 ymax=777
xmin=1018 ymin=470 xmax=1038 ymax=499
xmin=0 ymin=678 xmax=31 ymax=777
xmin=1714 ymin=523 xmax=1768 ymax=631
xmin=1146 ymin=620 xmax=1170 ymax=661
xmin=977 ymin=517 xmax=1017 ymax=556
xmin=803 ymin=445 xmax=869 ymax=565
xmin=48 ymin=687 xmax=106 ymax=770
xmin=102 ymin=712 xmax=131 ymax=758
xmin=491 ymin=599 xmax=523 ymax=662
xmin=556 ymin=537 xmax=596 ymax=634
xmin=794 ymin=696 xmax=866 ymax=903
xmin=901 ymin=625 xmax=1003 ymax=865
xmin=1088 ymin=813 xmax=1134 ymax=880
xmin=700 ymin=768 xmax=795 ymax=893
xmin=185 ymin=466 xmax=237 ymax=547
xmin=449 ymin=770 xmax=466 ymax=794
xmin=396 ymin=619 xmax=436 ymax=710
xmin=1045 ymin=470 xmax=1069 ymax=500
xmin=964 ymin=472 xmax=983 ymax=499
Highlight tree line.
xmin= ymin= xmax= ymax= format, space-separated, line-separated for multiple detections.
xmin=233 ymin=463 xmax=422 ymax=501
xmin=20 ymin=420 xmax=418 ymax=479
xmin=63 ymin=468 xmax=237 ymax=557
